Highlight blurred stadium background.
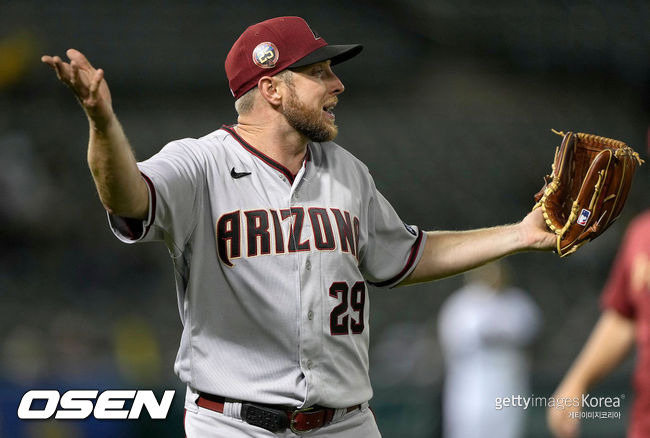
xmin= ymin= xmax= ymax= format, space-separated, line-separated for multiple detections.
xmin=1 ymin=0 xmax=648 ymax=436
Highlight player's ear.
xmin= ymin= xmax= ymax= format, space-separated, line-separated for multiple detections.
xmin=257 ymin=76 xmax=283 ymax=106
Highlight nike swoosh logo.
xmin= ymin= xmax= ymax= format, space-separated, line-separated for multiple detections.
xmin=231 ymin=167 xmax=252 ymax=179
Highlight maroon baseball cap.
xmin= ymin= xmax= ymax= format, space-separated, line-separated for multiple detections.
xmin=225 ymin=16 xmax=363 ymax=99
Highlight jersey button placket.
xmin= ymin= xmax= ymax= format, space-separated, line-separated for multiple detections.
xmin=289 ymin=165 xmax=321 ymax=397
xmin=298 ymin=249 xmax=319 ymax=387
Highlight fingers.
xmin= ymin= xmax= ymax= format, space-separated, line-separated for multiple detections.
xmin=90 ymin=69 xmax=103 ymax=93
xmin=87 ymin=69 xmax=104 ymax=105
xmin=66 ymin=48 xmax=94 ymax=70
xmin=42 ymin=49 xmax=94 ymax=82
xmin=70 ymin=59 xmax=79 ymax=87
xmin=42 ymin=50 xmax=98 ymax=101
xmin=41 ymin=55 xmax=63 ymax=81
xmin=42 ymin=54 xmax=73 ymax=83
xmin=53 ymin=56 xmax=71 ymax=82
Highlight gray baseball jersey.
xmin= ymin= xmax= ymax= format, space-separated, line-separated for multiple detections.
xmin=108 ymin=126 xmax=426 ymax=409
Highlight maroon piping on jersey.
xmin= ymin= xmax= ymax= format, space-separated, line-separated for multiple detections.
xmin=111 ymin=172 xmax=156 ymax=240
xmin=140 ymin=172 xmax=156 ymax=239
xmin=221 ymin=125 xmax=310 ymax=185
xmin=368 ymin=229 xmax=424 ymax=288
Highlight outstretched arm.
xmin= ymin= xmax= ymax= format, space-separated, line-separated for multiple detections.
xmin=401 ymin=207 xmax=556 ymax=285
xmin=41 ymin=49 xmax=148 ymax=219
xmin=547 ymin=310 xmax=635 ymax=438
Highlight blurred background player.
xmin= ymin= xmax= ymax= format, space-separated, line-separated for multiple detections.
xmin=438 ymin=260 xmax=541 ymax=438
xmin=548 ymin=210 xmax=650 ymax=438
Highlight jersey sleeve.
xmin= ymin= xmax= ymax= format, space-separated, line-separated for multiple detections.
xmin=108 ymin=139 xmax=204 ymax=244
xmin=359 ymin=180 xmax=426 ymax=288
xmin=600 ymin=224 xmax=637 ymax=319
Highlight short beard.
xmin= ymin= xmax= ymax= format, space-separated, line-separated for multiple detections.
xmin=282 ymin=83 xmax=338 ymax=143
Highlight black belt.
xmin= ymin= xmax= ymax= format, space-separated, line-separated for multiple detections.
xmin=196 ymin=392 xmax=360 ymax=433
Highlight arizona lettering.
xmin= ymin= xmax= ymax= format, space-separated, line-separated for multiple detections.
xmin=216 ymin=207 xmax=360 ymax=266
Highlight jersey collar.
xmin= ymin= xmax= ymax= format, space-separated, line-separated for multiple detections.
xmin=222 ymin=125 xmax=311 ymax=185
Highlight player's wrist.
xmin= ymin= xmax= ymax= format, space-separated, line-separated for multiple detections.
xmin=87 ymin=110 xmax=118 ymax=134
xmin=516 ymin=209 xmax=556 ymax=251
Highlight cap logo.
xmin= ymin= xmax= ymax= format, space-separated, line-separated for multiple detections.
xmin=252 ymin=42 xmax=279 ymax=68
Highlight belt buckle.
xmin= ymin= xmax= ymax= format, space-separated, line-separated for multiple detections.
xmin=289 ymin=406 xmax=317 ymax=434
xmin=240 ymin=403 xmax=289 ymax=433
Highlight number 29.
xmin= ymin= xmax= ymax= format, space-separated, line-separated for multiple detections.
xmin=329 ymin=281 xmax=366 ymax=335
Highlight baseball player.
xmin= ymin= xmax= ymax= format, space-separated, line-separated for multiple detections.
xmin=42 ymin=16 xmax=555 ymax=437
xmin=548 ymin=210 xmax=650 ymax=438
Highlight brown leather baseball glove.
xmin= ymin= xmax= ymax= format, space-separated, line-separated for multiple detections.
xmin=533 ymin=130 xmax=644 ymax=257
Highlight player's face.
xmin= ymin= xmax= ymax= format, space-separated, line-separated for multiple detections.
xmin=281 ymin=61 xmax=344 ymax=142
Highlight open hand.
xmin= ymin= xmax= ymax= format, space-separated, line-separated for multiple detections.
xmin=41 ymin=49 xmax=113 ymax=128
